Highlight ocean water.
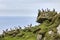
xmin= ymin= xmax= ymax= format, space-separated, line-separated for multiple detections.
xmin=0 ymin=16 xmax=38 ymax=34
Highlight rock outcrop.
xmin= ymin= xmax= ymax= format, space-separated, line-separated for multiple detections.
xmin=36 ymin=8 xmax=60 ymax=40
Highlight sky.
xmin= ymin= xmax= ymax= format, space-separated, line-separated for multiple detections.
xmin=0 ymin=0 xmax=60 ymax=17
xmin=0 ymin=0 xmax=60 ymax=34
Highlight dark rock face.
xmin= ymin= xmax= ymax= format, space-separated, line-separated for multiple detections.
xmin=36 ymin=9 xmax=60 ymax=40
xmin=33 ymin=28 xmax=41 ymax=33
xmin=37 ymin=9 xmax=57 ymax=23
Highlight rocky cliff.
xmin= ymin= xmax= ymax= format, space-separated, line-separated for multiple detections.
xmin=0 ymin=8 xmax=60 ymax=40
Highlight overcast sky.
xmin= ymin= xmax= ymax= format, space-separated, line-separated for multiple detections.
xmin=0 ymin=0 xmax=60 ymax=17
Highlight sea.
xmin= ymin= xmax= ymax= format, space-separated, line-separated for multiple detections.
xmin=0 ymin=16 xmax=38 ymax=34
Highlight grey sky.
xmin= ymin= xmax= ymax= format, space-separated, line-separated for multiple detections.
xmin=0 ymin=0 xmax=60 ymax=17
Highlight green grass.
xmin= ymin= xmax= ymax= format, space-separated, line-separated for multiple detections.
xmin=3 ymin=31 xmax=36 ymax=40
xmin=0 ymin=20 xmax=60 ymax=40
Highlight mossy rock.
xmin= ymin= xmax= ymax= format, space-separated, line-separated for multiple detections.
xmin=17 ymin=33 xmax=24 ymax=37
